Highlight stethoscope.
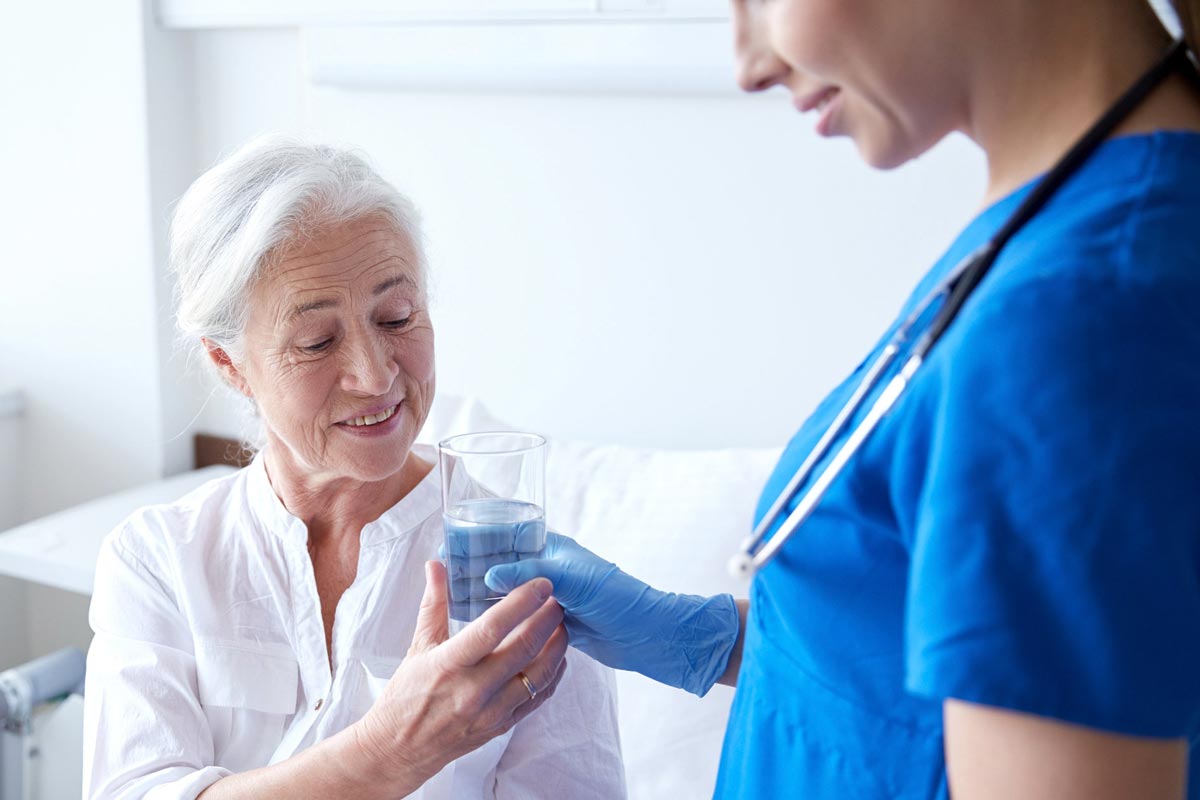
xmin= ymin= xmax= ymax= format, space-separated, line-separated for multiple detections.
xmin=730 ymin=38 xmax=1200 ymax=580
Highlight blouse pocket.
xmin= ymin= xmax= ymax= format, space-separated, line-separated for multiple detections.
xmin=195 ymin=640 xmax=300 ymax=771
xmin=362 ymin=657 xmax=402 ymax=701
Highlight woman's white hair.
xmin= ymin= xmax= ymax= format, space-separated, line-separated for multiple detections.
xmin=170 ymin=135 xmax=426 ymax=367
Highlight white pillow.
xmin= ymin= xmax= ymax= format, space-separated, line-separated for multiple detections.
xmin=416 ymin=393 xmax=514 ymax=448
xmin=419 ymin=395 xmax=781 ymax=800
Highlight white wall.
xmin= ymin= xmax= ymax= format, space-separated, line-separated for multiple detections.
xmin=310 ymin=89 xmax=984 ymax=448
xmin=143 ymin=1 xmax=209 ymax=479
xmin=0 ymin=0 xmax=165 ymax=520
xmin=190 ymin=25 xmax=986 ymax=450
xmin=0 ymin=0 xmax=177 ymax=670
xmin=0 ymin=0 xmax=988 ymax=666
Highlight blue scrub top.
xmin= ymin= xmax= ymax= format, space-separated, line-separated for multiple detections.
xmin=716 ymin=132 xmax=1200 ymax=799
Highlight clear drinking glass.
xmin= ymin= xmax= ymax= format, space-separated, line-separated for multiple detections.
xmin=439 ymin=432 xmax=547 ymax=634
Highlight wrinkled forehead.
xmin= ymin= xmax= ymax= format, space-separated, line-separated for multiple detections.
xmin=252 ymin=216 xmax=424 ymax=322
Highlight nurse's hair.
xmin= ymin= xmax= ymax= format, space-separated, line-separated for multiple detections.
xmin=170 ymin=135 xmax=426 ymax=367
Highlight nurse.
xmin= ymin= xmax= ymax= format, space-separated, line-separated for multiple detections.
xmin=485 ymin=0 xmax=1200 ymax=797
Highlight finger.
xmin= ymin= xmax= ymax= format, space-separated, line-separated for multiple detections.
xmin=510 ymin=623 xmax=568 ymax=696
xmin=450 ymin=576 xmax=501 ymax=602
xmin=471 ymin=656 xmax=569 ymax=742
xmin=508 ymin=655 xmax=569 ymax=729
xmin=476 ymin=630 xmax=569 ymax=735
xmin=447 ymin=551 xmax=518 ymax=582
xmin=478 ymin=599 xmax=566 ymax=688
xmin=513 ymin=520 xmax=546 ymax=553
xmin=484 ymin=558 xmax=568 ymax=596
xmin=445 ymin=519 xmax=546 ymax=558
xmin=449 ymin=598 xmax=495 ymax=623
xmin=444 ymin=576 xmax=554 ymax=666
xmin=409 ymin=560 xmax=450 ymax=652
xmin=445 ymin=525 xmax=511 ymax=557
xmin=482 ymin=532 xmax=581 ymax=593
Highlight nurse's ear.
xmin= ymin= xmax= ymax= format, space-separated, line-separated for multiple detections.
xmin=202 ymin=338 xmax=253 ymax=399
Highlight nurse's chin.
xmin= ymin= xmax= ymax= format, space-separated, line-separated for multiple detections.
xmin=852 ymin=129 xmax=944 ymax=172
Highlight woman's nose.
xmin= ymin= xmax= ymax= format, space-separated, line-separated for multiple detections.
xmin=340 ymin=331 xmax=398 ymax=396
xmin=736 ymin=46 xmax=788 ymax=93
xmin=733 ymin=5 xmax=788 ymax=93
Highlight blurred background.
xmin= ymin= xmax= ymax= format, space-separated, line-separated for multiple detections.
xmin=0 ymin=0 xmax=987 ymax=796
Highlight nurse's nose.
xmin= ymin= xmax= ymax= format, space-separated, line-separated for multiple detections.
xmin=732 ymin=5 xmax=788 ymax=92
xmin=340 ymin=330 xmax=398 ymax=396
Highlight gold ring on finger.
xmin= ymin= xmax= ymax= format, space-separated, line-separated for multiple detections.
xmin=516 ymin=671 xmax=537 ymax=702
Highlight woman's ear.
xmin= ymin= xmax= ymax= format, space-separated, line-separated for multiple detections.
xmin=202 ymin=338 xmax=253 ymax=399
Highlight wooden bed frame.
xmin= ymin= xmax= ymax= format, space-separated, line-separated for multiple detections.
xmin=193 ymin=433 xmax=255 ymax=470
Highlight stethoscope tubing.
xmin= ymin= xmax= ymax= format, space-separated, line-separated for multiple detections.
xmin=730 ymin=39 xmax=1196 ymax=580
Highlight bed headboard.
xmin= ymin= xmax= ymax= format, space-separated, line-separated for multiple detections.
xmin=193 ymin=433 xmax=254 ymax=470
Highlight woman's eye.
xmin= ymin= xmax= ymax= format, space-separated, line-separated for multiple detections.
xmin=382 ymin=317 xmax=412 ymax=329
xmin=302 ymin=338 xmax=334 ymax=353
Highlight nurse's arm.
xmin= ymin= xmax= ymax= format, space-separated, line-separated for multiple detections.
xmin=715 ymin=599 xmax=750 ymax=687
xmin=944 ymin=699 xmax=1187 ymax=799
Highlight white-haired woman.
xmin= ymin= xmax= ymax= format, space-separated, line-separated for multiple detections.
xmin=81 ymin=137 xmax=626 ymax=800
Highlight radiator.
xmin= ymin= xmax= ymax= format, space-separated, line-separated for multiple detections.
xmin=0 ymin=649 xmax=85 ymax=800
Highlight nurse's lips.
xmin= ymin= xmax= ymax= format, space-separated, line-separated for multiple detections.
xmin=793 ymin=87 xmax=843 ymax=136
xmin=794 ymin=86 xmax=840 ymax=114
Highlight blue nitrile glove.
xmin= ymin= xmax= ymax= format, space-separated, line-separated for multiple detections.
xmin=484 ymin=532 xmax=739 ymax=697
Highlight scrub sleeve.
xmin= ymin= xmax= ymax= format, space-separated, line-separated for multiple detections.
xmin=903 ymin=270 xmax=1200 ymax=735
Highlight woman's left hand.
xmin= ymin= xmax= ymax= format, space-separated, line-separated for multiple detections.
xmin=350 ymin=561 xmax=569 ymax=796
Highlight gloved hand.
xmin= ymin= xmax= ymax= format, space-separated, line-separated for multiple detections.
xmin=484 ymin=532 xmax=739 ymax=697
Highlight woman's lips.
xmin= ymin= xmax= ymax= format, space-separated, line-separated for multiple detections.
xmin=335 ymin=401 xmax=403 ymax=435
xmin=794 ymin=87 xmax=842 ymax=137
xmin=794 ymin=86 xmax=840 ymax=114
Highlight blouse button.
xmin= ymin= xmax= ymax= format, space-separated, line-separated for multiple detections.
xmin=314 ymin=698 xmax=324 ymax=711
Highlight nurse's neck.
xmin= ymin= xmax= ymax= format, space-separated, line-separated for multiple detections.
xmin=963 ymin=0 xmax=1200 ymax=207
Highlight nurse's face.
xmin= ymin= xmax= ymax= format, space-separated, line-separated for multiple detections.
xmin=215 ymin=215 xmax=436 ymax=485
xmin=732 ymin=0 xmax=965 ymax=168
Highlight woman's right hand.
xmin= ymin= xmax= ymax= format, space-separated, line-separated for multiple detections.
xmin=352 ymin=560 xmax=568 ymax=795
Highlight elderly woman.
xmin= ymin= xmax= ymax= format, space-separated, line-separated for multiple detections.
xmin=81 ymin=137 xmax=625 ymax=800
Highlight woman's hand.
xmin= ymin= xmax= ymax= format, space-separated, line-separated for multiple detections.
xmin=194 ymin=562 xmax=565 ymax=800
xmin=352 ymin=561 xmax=569 ymax=795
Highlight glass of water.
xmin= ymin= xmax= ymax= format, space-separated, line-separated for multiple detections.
xmin=438 ymin=431 xmax=547 ymax=633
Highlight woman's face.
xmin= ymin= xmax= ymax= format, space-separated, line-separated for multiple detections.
xmin=220 ymin=215 xmax=435 ymax=485
xmin=732 ymin=0 xmax=965 ymax=168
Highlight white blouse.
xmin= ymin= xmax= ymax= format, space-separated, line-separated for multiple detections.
xmin=83 ymin=446 xmax=626 ymax=799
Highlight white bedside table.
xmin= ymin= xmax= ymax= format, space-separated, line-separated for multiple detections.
xmin=0 ymin=466 xmax=236 ymax=596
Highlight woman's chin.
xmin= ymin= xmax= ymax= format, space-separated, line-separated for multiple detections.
xmin=331 ymin=452 xmax=414 ymax=485
xmin=331 ymin=429 xmax=418 ymax=483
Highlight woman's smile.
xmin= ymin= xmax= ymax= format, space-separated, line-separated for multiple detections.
xmin=335 ymin=400 xmax=404 ymax=437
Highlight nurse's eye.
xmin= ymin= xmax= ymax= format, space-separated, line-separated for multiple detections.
xmin=301 ymin=338 xmax=334 ymax=353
